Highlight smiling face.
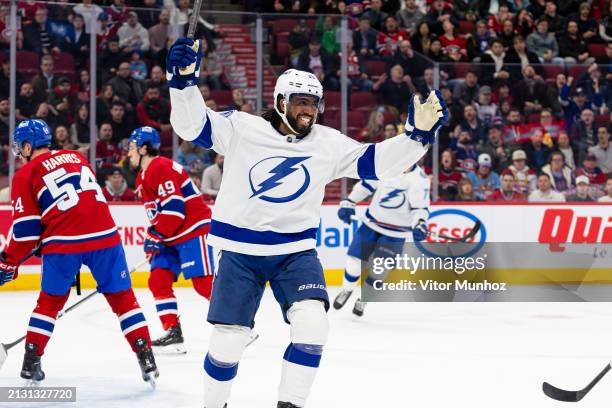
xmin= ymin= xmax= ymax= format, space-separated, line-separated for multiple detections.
xmin=283 ymin=94 xmax=320 ymax=135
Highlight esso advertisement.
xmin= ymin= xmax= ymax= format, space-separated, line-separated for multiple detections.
xmin=425 ymin=208 xmax=486 ymax=244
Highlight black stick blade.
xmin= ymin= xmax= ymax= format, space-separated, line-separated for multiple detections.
xmin=542 ymin=382 xmax=583 ymax=402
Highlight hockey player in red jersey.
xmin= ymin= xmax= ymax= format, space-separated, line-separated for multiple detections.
xmin=128 ymin=126 xmax=214 ymax=353
xmin=0 ymin=119 xmax=159 ymax=387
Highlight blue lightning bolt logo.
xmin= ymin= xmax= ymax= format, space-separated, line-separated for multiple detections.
xmin=249 ymin=156 xmax=311 ymax=203
xmin=379 ymin=188 xmax=406 ymax=209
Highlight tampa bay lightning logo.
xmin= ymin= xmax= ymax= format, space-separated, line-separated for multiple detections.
xmin=379 ymin=188 xmax=406 ymax=209
xmin=249 ymin=156 xmax=311 ymax=203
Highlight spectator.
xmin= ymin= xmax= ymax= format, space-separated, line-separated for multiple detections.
xmin=599 ymin=1 xmax=612 ymax=42
xmin=382 ymin=123 xmax=398 ymax=139
xmin=396 ymin=0 xmax=424 ymax=35
xmin=32 ymin=102 xmax=60 ymax=130
xmin=598 ymin=177 xmax=612 ymax=202
xmin=117 ymin=11 xmax=150 ymax=53
xmin=148 ymin=8 xmax=171 ymax=65
xmin=364 ymin=0 xmax=388 ymax=31
xmin=66 ymin=14 xmax=90 ymax=70
xmin=524 ymin=129 xmax=552 ymax=169
xmin=96 ymin=122 xmax=121 ymax=171
xmin=467 ymin=153 xmax=501 ymax=200
xmin=107 ymin=0 xmax=131 ymax=27
xmin=96 ymin=84 xmax=117 ymax=124
xmin=527 ymin=0 xmax=548 ymax=23
xmin=546 ymin=73 xmax=567 ymax=117
xmin=572 ymin=2 xmax=598 ymax=42
xmin=136 ymin=0 xmax=160 ymax=29
xmin=136 ymin=85 xmax=171 ymax=136
xmin=575 ymin=153 xmax=607 ymax=188
xmin=454 ymin=0 xmax=481 ymax=22
xmin=455 ymin=104 xmax=485 ymax=144
xmin=31 ymin=55 xmax=60 ymax=104
xmin=571 ymin=107 xmax=597 ymax=161
xmin=425 ymin=0 xmax=458 ymax=36
xmin=566 ymin=175 xmax=594 ymax=201
xmin=491 ymin=172 xmax=526 ymax=201
xmin=579 ymin=65 xmax=607 ymax=111
xmin=96 ymin=12 xmax=120 ymax=53
xmin=392 ymin=40 xmax=428 ymax=81
xmin=512 ymin=65 xmax=549 ymax=115
xmin=589 ymin=127 xmax=612 ymax=174
xmin=296 ymin=36 xmax=340 ymax=91
xmin=410 ymin=21 xmax=434 ymax=54
xmin=99 ymin=35 xmax=126 ymax=83
xmin=0 ymin=97 xmax=9 ymax=149
xmin=108 ymin=101 xmax=136 ymax=144
xmin=319 ymin=16 xmax=340 ymax=55
xmin=479 ymin=124 xmax=510 ymax=172
xmin=542 ymin=150 xmax=573 ymax=194
xmin=129 ymin=51 xmax=148 ymax=81
xmin=415 ymin=67 xmax=435 ymax=96
xmin=47 ymin=76 xmax=73 ymax=125
xmin=498 ymin=19 xmax=517 ymax=50
xmin=453 ymin=71 xmax=480 ymax=109
xmin=228 ymin=89 xmax=247 ymax=111
xmin=16 ymin=82 xmax=38 ymax=121
xmin=288 ymin=19 xmax=312 ymax=67
xmin=541 ymin=1 xmax=566 ymax=34
xmin=23 ymin=7 xmax=61 ymax=56
xmin=489 ymin=4 xmax=513 ymax=34
xmin=557 ymin=131 xmax=576 ymax=170
xmin=376 ymin=16 xmax=410 ymax=58
xmin=503 ymin=35 xmax=543 ymax=82
xmin=52 ymin=125 xmax=75 ymax=150
xmin=506 ymin=149 xmax=537 ymax=195
xmin=439 ymin=20 xmax=467 ymax=60
xmin=479 ymin=39 xmax=510 ymax=86
xmin=438 ymin=149 xmax=463 ymax=200
xmin=178 ymin=141 xmax=210 ymax=170
xmin=201 ymin=153 xmax=224 ymax=198
xmin=534 ymin=108 xmax=564 ymax=140
xmin=526 ymin=18 xmax=563 ymax=64
xmin=515 ymin=9 xmax=535 ymax=36
xmin=558 ymin=20 xmax=595 ymax=65
xmin=73 ymin=69 xmax=92 ymax=106
xmin=528 ymin=173 xmax=567 ymax=201
xmin=73 ymin=0 xmax=104 ymax=34
xmin=106 ymin=61 xmax=146 ymax=108
xmin=343 ymin=40 xmax=374 ymax=92
xmin=102 ymin=168 xmax=136 ymax=202
xmin=372 ymin=64 xmax=414 ymax=114
xmin=70 ymin=103 xmax=91 ymax=155
xmin=147 ymin=66 xmax=170 ymax=99
xmin=352 ymin=16 xmax=378 ymax=61
xmin=559 ymin=82 xmax=593 ymax=131
xmin=456 ymin=177 xmax=480 ymax=201
xmin=361 ymin=109 xmax=386 ymax=143
xmin=474 ymin=86 xmax=501 ymax=128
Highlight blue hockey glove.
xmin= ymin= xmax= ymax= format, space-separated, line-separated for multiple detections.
xmin=412 ymin=219 xmax=428 ymax=242
xmin=0 ymin=252 xmax=18 ymax=286
xmin=405 ymin=90 xmax=449 ymax=145
xmin=166 ymin=37 xmax=202 ymax=90
xmin=144 ymin=228 xmax=164 ymax=257
xmin=337 ymin=200 xmax=356 ymax=225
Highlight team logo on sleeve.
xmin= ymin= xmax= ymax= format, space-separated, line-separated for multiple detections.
xmin=248 ymin=156 xmax=311 ymax=203
xmin=144 ymin=201 xmax=159 ymax=222
xmin=379 ymin=188 xmax=406 ymax=209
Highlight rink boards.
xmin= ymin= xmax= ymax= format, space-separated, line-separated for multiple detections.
xmin=0 ymin=202 xmax=610 ymax=291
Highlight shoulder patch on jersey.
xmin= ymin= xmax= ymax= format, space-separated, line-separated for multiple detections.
xmin=219 ymin=110 xmax=236 ymax=118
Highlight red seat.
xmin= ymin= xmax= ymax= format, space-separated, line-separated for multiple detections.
xmin=365 ymin=60 xmax=386 ymax=79
xmin=382 ymin=111 xmax=398 ymax=125
xmin=595 ymin=114 xmax=608 ymax=128
xmin=542 ymin=64 xmax=564 ymax=80
xmin=453 ymin=63 xmax=472 ymax=79
xmin=324 ymin=91 xmax=342 ymax=110
xmin=271 ymin=18 xmax=297 ymax=35
xmin=209 ymin=90 xmax=233 ymax=108
xmin=588 ymin=44 xmax=606 ymax=59
xmin=16 ymin=51 xmax=39 ymax=81
xmin=458 ymin=20 xmax=475 ymax=35
xmin=567 ymin=64 xmax=588 ymax=80
xmin=52 ymin=52 xmax=75 ymax=80
xmin=350 ymin=92 xmax=377 ymax=109
xmin=347 ymin=110 xmax=367 ymax=128
xmin=527 ymin=112 xmax=540 ymax=123
xmin=275 ymin=32 xmax=290 ymax=59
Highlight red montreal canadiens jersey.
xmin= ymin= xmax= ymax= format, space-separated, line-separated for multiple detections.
xmin=6 ymin=150 xmax=121 ymax=263
xmin=136 ymin=156 xmax=211 ymax=245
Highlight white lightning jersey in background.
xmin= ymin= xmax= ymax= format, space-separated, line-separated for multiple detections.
xmin=170 ymin=86 xmax=430 ymax=255
xmin=348 ymin=166 xmax=431 ymax=239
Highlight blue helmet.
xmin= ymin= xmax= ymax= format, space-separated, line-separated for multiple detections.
xmin=12 ymin=119 xmax=52 ymax=156
xmin=129 ymin=126 xmax=161 ymax=150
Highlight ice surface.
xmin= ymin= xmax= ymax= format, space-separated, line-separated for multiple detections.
xmin=1 ymin=288 xmax=612 ymax=407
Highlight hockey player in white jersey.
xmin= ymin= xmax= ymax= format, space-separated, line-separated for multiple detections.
xmin=334 ymin=165 xmax=431 ymax=316
xmin=166 ymin=36 xmax=447 ymax=408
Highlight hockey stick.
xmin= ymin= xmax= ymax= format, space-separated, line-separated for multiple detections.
xmin=186 ymin=0 xmax=204 ymax=39
xmin=543 ymin=363 xmax=611 ymax=402
xmin=350 ymin=215 xmax=481 ymax=243
xmin=0 ymin=259 xmax=148 ymax=370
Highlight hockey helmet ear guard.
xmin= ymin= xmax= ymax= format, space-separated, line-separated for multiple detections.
xmin=273 ymin=69 xmax=324 ymax=135
xmin=129 ymin=126 xmax=161 ymax=150
xmin=12 ymin=119 xmax=52 ymax=157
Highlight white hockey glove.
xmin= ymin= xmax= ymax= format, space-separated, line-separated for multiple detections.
xmin=405 ymin=90 xmax=449 ymax=145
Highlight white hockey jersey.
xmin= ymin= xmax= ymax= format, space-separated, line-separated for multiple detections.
xmin=170 ymin=86 xmax=430 ymax=255
xmin=348 ymin=166 xmax=431 ymax=238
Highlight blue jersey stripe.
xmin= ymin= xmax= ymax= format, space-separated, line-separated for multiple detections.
xmin=193 ymin=113 xmax=213 ymax=149
xmin=38 ymin=174 xmax=81 ymax=213
xmin=43 ymin=229 xmax=119 ymax=246
xmin=160 ymin=197 xmax=185 ymax=214
xmin=180 ymin=182 xmax=199 ymax=198
xmin=13 ymin=218 xmax=42 ymax=239
xmin=210 ymin=220 xmax=317 ymax=245
xmin=357 ymin=144 xmax=378 ymax=180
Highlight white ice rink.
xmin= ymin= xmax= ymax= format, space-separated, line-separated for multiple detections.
xmin=1 ymin=287 xmax=612 ymax=408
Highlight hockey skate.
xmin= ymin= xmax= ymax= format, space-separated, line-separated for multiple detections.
xmin=152 ymin=323 xmax=187 ymax=354
xmin=21 ymin=343 xmax=45 ymax=387
xmin=352 ymin=298 xmax=367 ymax=317
xmin=134 ymin=338 xmax=159 ymax=389
xmin=278 ymin=402 xmax=301 ymax=408
xmin=333 ymin=289 xmax=353 ymax=310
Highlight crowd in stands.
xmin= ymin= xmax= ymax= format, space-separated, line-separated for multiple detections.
xmin=0 ymin=0 xmax=610 ymax=203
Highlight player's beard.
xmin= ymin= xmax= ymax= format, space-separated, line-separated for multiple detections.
xmin=287 ymin=112 xmax=315 ymax=136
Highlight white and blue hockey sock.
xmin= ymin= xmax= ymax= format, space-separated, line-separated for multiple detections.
xmin=342 ymin=256 xmax=362 ymax=291
xmin=204 ymin=353 xmax=238 ymax=408
xmin=278 ymin=343 xmax=323 ymax=406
